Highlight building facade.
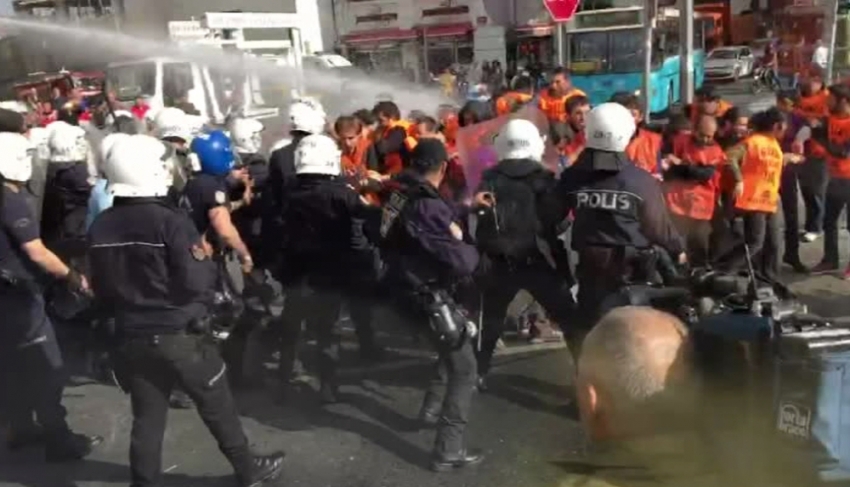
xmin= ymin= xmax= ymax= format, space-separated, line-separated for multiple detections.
xmin=333 ymin=0 xmax=570 ymax=80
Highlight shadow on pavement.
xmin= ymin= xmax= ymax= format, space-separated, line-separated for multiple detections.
xmin=0 ymin=456 xmax=232 ymax=487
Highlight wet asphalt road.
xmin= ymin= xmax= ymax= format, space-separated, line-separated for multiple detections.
xmin=3 ymin=80 xmax=850 ymax=487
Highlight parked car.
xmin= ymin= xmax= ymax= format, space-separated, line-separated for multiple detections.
xmin=705 ymin=46 xmax=756 ymax=81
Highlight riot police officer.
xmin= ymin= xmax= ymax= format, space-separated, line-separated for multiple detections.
xmin=378 ymin=138 xmax=483 ymax=471
xmin=0 ymin=132 xmax=101 ymax=461
xmin=182 ymin=130 xmax=253 ymax=272
xmin=86 ymin=134 xmax=284 ymax=487
xmin=40 ymin=120 xmax=93 ymax=261
xmin=540 ymin=103 xmax=685 ymax=352
xmin=152 ymin=107 xmax=201 ymax=192
xmin=278 ymin=134 xmax=379 ymax=403
xmin=263 ymin=98 xmax=326 ymax=271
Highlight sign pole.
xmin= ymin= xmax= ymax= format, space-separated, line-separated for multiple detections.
xmin=556 ymin=22 xmax=565 ymax=66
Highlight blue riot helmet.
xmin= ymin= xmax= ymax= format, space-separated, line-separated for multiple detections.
xmin=191 ymin=130 xmax=235 ymax=176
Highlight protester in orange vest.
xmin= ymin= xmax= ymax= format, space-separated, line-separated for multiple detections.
xmin=335 ymin=115 xmax=379 ymax=184
xmin=797 ymin=75 xmax=829 ymax=121
xmin=687 ymin=86 xmax=733 ymax=127
xmin=416 ymin=116 xmax=467 ymax=202
xmin=795 ymin=75 xmax=831 ymax=245
xmin=555 ymin=95 xmax=591 ymax=168
xmin=720 ymin=107 xmax=802 ymax=279
xmin=611 ymin=92 xmax=663 ymax=177
xmin=353 ymin=108 xmax=377 ymax=140
xmin=496 ymin=75 xmax=534 ymax=116
xmin=806 ymin=84 xmax=850 ymax=277
xmin=371 ymin=101 xmax=417 ymax=176
xmin=537 ymin=67 xmax=586 ymax=123
xmin=662 ymin=114 xmax=726 ymax=265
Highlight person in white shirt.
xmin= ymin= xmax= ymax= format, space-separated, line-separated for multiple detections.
xmin=812 ymin=39 xmax=829 ymax=76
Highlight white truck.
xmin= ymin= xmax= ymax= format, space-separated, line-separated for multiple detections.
xmin=104 ymin=12 xmax=316 ymax=125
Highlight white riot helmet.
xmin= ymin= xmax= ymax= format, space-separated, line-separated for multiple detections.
xmin=584 ymin=103 xmax=637 ymax=152
xmin=47 ymin=121 xmax=89 ymax=163
xmin=104 ymin=109 xmax=135 ymax=129
xmin=0 ymin=133 xmax=34 ymax=182
xmin=294 ymin=134 xmax=341 ymax=176
xmin=229 ymin=118 xmax=264 ymax=154
xmin=100 ymin=133 xmax=131 ymax=169
xmin=288 ymin=98 xmax=326 ymax=135
xmin=153 ymin=107 xmax=193 ymax=141
xmin=494 ymin=119 xmax=546 ymax=162
xmin=104 ymin=135 xmax=172 ymax=198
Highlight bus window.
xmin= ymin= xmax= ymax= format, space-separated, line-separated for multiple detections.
xmin=163 ymin=63 xmax=194 ymax=107
xmin=609 ymin=29 xmax=646 ymax=72
xmin=570 ymin=31 xmax=607 ymax=73
xmin=107 ymin=62 xmax=156 ymax=102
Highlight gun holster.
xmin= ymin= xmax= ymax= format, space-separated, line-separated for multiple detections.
xmin=425 ymin=289 xmax=478 ymax=348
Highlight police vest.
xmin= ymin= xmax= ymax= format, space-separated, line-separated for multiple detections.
xmin=735 ymin=134 xmax=784 ymax=213
xmin=626 ymin=129 xmax=663 ymax=175
xmin=664 ymin=138 xmax=725 ymax=221
xmin=826 ymin=115 xmax=850 ymax=179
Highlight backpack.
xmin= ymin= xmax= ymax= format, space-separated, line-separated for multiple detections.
xmin=475 ymin=169 xmax=549 ymax=259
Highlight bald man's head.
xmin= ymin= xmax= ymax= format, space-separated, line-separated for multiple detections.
xmin=576 ymin=306 xmax=694 ymax=440
xmin=694 ymin=114 xmax=718 ymax=145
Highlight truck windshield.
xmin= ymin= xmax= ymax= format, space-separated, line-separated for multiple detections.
xmin=570 ymin=29 xmax=652 ymax=74
xmin=107 ymin=63 xmax=156 ymax=102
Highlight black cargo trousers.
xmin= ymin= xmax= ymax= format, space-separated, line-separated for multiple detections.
xmin=115 ymin=331 xmax=254 ymax=487
xmin=475 ymin=256 xmax=575 ymax=377
xmin=392 ymin=287 xmax=477 ymax=457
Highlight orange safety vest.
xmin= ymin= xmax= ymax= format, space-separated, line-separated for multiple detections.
xmin=341 ymin=137 xmax=372 ymax=175
xmin=626 ymin=129 xmax=663 ymax=175
xmin=826 ymin=115 xmax=850 ymax=179
xmin=538 ymin=88 xmax=586 ymax=122
xmin=664 ymin=137 xmax=726 ymax=221
xmin=377 ymin=120 xmax=418 ymax=175
xmin=689 ymin=100 xmax=733 ymax=126
xmin=796 ymin=90 xmax=829 ymax=120
xmin=496 ymin=92 xmax=533 ymax=116
xmin=735 ymin=134 xmax=784 ymax=213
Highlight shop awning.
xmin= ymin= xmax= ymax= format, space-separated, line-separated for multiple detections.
xmin=420 ymin=22 xmax=473 ymax=38
xmin=342 ymin=28 xmax=418 ymax=45
xmin=514 ymin=24 xmax=555 ymax=37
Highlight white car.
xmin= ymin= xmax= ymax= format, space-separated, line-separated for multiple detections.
xmin=705 ymin=46 xmax=756 ymax=81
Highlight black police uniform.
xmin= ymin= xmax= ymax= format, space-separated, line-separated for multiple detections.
xmin=541 ymin=149 xmax=684 ymax=341
xmin=227 ymin=153 xmax=282 ymax=386
xmin=263 ymin=133 xmax=307 ymax=272
xmin=474 ymin=158 xmax=575 ymax=381
xmin=279 ymin=173 xmax=379 ymax=401
xmin=87 ymin=196 xmax=282 ymax=487
xmin=40 ymin=161 xmax=91 ymax=259
xmin=0 ymin=184 xmax=98 ymax=461
xmin=182 ymin=172 xmax=231 ymax=239
xmin=377 ymin=140 xmax=482 ymax=469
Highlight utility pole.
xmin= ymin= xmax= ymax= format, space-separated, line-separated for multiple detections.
xmin=679 ymin=0 xmax=695 ymax=106
xmin=826 ymin=0 xmax=840 ymax=84
xmin=642 ymin=3 xmax=654 ymax=122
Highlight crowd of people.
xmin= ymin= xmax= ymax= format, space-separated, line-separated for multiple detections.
xmin=0 ymin=62 xmax=844 ymax=487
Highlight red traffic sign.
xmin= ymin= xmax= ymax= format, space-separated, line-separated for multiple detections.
xmin=543 ymin=0 xmax=580 ymax=22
